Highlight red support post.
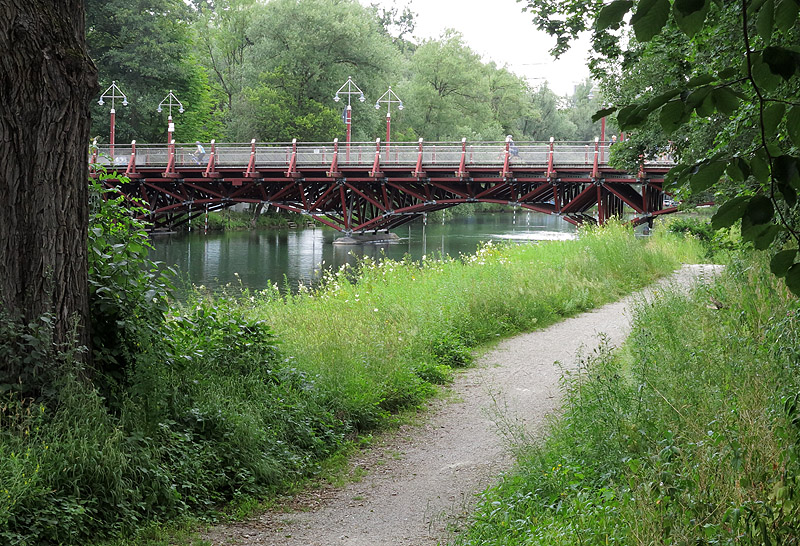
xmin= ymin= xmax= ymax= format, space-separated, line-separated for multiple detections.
xmin=456 ymin=138 xmax=468 ymax=179
xmin=286 ymin=138 xmax=299 ymax=178
xmin=642 ymin=182 xmax=649 ymax=215
xmin=124 ymin=140 xmax=139 ymax=178
xmin=327 ymin=138 xmax=341 ymax=177
xmin=110 ymin=110 xmax=116 ymax=160
xmin=597 ymin=184 xmax=605 ymax=225
xmin=501 ymin=135 xmax=512 ymax=179
xmin=546 ymin=137 xmax=556 ymax=180
xmin=203 ymin=139 xmax=219 ymax=178
xmin=345 ymin=105 xmax=352 ymax=163
xmin=340 ymin=184 xmax=350 ymax=231
xmin=370 ymin=138 xmax=383 ymax=178
xmin=413 ymin=138 xmax=426 ymax=179
xmin=245 ymin=139 xmax=257 ymax=177
xmin=600 ymin=116 xmax=606 ymax=163
xmin=163 ymin=139 xmax=178 ymax=177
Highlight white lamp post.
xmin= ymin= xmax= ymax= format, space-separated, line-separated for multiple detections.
xmin=375 ymin=86 xmax=403 ymax=156
xmin=98 ymin=81 xmax=128 ymax=159
xmin=157 ymin=90 xmax=185 ymax=145
xmin=333 ymin=76 xmax=366 ymax=159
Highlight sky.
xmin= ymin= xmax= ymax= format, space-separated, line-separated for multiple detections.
xmin=362 ymin=0 xmax=593 ymax=96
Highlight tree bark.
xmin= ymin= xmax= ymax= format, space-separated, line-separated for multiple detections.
xmin=0 ymin=2 xmax=97 ymax=351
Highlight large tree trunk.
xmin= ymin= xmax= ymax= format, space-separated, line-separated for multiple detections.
xmin=0 ymin=3 xmax=97 ymax=352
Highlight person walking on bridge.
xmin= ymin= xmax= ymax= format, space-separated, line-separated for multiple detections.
xmin=193 ymin=141 xmax=206 ymax=165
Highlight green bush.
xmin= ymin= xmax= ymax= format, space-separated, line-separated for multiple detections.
xmin=88 ymin=177 xmax=174 ymax=391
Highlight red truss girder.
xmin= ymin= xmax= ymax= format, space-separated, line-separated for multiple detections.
xmin=100 ymin=160 xmax=674 ymax=233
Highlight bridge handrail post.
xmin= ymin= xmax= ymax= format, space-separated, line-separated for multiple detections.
xmin=125 ymin=140 xmax=139 ymax=177
xmin=501 ymin=135 xmax=512 ymax=178
xmin=90 ymin=137 xmax=98 ymax=171
xmin=165 ymin=139 xmax=177 ymax=176
xmin=286 ymin=138 xmax=298 ymax=178
xmin=246 ymin=138 xmax=257 ymax=177
xmin=370 ymin=138 xmax=383 ymax=177
xmin=327 ymin=138 xmax=341 ymax=177
xmin=592 ymin=137 xmax=600 ymax=179
xmin=457 ymin=137 xmax=468 ymax=178
xmin=204 ymin=139 xmax=217 ymax=177
xmin=413 ymin=138 xmax=426 ymax=178
xmin=546 ymin=137 xmax=555 ymax=179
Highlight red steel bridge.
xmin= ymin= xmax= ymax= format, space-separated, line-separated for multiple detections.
xmin=92 ymin=137 xmax=677 ymax=234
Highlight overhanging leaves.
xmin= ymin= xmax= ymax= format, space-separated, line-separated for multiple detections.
xmin=673 ymin=0 xmax=710 ymax=37
xmin=788 ymin=106 xmax=800 ymax=148
xmin=786 ymin=263 xmax=800 ymax=296
xmin=711 ymin=87 xmax=741 ymax=115
xmin=763 ymin=46 xmax=800 ymax=80
xmin=597 ymin=0 xmax=634 ymax=30
xmin=592 ymin=106 xmax=618 ymax=122
xmin=711 ymin=195 xmax=750 ymax=230
xmin=771 ymin=249 xmax=797 ymax=277
xmin=763 ymin=103 xmax=786 ymax=136
xmin=775 ymin=0 xmax=800 ymax=32
xmin=630 ymin=0 xmax=670 ymax=41
xmin=689 ymin=160 xmax=726 ymax=192
xmin=745 ymin=194 xmax=774 ymax=225
xmin=659 ymin=100 xmax=689 ymax=134
xmin=757 ymin=0 xmax=775 ymax=44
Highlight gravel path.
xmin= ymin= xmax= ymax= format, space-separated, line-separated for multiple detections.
xmin=204 ymin=265 xmax=721 ymax=546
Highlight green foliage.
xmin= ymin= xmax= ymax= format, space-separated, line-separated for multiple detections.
xmin=520 ymin=0 xmax=800 ymax=294
xmin=0 ymin=314 xmax=84 ymax=400
xmin=457 ymin=254 xmax=800 ymax=545
xmin=88 ymin=176 xmax=174 ymax=388
xmin=87 ymin=0 xmax=216 ymax=143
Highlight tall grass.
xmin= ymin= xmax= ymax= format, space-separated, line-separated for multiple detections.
xmin=454 ymin=253 xmax=800 ymax=545
xmin=247 ymin=222 xmax=702 ymax=430
xmin=0 ymin=223 xmax=703 ymax=545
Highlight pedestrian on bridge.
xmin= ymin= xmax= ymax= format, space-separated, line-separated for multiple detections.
xmin=508 ymin=135 xmax=520 ymax=159
xmin=193 ymin=141 xmax=206 ymax=165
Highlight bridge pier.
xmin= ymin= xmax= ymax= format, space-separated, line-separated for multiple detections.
xmin=333 ymin=231 xmax=400 ymax=245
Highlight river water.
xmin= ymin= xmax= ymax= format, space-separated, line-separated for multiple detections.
xmin=149 ymin=212 xmax=576 ymax=294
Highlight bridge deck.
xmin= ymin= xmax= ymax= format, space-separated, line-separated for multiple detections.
xmin=93 ymin=139 xmax=677 ymax=233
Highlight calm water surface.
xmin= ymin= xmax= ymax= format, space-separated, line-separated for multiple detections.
xmin=149 ymin=212 xmax=576 ymax=295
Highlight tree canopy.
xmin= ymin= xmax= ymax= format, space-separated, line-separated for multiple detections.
xmin=85 ymin=0 xmax=605 ymax=145
xmin=520 ymin=0 xmax=800 ymax=293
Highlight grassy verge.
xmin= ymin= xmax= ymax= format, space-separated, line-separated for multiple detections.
xmin=246 ymin=223 xmax=702 ymax=431
xmin=454 ymin=253 xmax=800 ymax=545
xmin=0 ymin=223 xmax=703 ymax=545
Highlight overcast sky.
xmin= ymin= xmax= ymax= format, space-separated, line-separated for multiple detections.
xmin=362 ymin=0 xmax=592 ymax=96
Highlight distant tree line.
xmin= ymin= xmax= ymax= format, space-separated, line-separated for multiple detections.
xmin=86 ymin=0 xmax=607 ymax=145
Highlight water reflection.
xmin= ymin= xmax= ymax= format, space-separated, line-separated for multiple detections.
xmin=149 ymin=212 xmax=576 ymax=295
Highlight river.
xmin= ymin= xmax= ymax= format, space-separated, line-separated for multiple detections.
xmin=149 ymin=211 xmax=576 ymax=295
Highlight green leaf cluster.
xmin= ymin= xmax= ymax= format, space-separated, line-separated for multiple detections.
xmin=522 ymin=0 xmax=800 ymax=294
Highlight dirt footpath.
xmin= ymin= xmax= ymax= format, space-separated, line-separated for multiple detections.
xmin=204 ymin=265 xmax=722 ymax=546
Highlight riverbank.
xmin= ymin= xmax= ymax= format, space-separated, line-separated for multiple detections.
xmin=0 ymin=223 xmax=704 ymax=545
xmin=202 ymin=264 xmax=721 ymax=546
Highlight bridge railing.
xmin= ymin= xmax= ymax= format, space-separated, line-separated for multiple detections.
xmin=91 ymin=140 xmax=675 ymax=170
